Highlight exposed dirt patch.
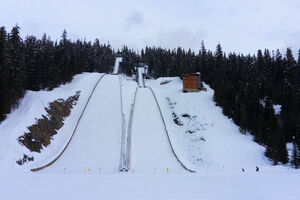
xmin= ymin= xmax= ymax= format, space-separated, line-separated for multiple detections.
xmin=167 ymin=97 xmax=183 ymax=126
xmin=160 ymin=80 xmax=172 ymax=85
xmin=182 ymin=114 xmax=191 ymax=119
xmin=17 ymin=91 xmax=80 ymax=165
xmin=186 ymin=130 xmax=195 ymax=134
xmin=16 ymin=154 xmax=34 ymax=165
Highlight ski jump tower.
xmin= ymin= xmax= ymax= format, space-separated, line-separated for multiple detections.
xmin=112 ymin=55 xmax=123 ymax=75
xmin=135 ymin=63 xmax=148 ymax=87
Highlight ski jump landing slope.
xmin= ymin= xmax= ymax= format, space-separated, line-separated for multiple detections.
xmin=44 ymin=75 xmax=122 ymax=174
xmin=131 ymin=88 xmax=184 ymax=174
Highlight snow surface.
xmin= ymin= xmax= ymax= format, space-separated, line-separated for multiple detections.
xmin=286 ymin=142 xmax=294 ymax=162
xmin=43 ymin=75 xmax=123 ymax=174
xmin=119 ymin=76 xmax=138 ymax=171
xmin=1 ymin=73 xmax=299 ymax=199
xmin=1 ymin=170 xmax=300 ymax=200
xmin=0 ymin=73 xmax=103 ymax=172
xmin=273 ymin=104 xmax=282 ymax=115
xmin=131 ymin=88 xmax=184 ymax=174
xmin=146 ymin=77 xmax=270 ymax=172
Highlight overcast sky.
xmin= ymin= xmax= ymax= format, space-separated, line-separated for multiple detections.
xmin=0 ymin=0 xmax=299 ymax=56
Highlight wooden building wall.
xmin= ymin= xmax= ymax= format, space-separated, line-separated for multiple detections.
xmin=183 ymin=74 xmax=201 ymax=92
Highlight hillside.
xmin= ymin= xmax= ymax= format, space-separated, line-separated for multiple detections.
xmin=147 ymin=77 xmax=270 ymax=172
xmin=0 ymin=73 xmax=299 ymax=199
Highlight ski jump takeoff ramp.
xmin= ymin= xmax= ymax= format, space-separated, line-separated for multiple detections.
xmin=35 ymin=75 xmax=123 ymax=174
xmin=130 ymin=87 xmax=191 ymax=174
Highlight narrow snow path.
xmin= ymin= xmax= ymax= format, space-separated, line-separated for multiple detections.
xmin=131 ymin=88 xmax=184 ymax=174
xmin=43 ymin=75 xmax=122 ymax=174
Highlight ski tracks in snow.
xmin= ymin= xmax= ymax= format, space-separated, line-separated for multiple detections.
xmin=31 ymin=74 xmax=193 ymax=174
xmin=130 ymin=87 xmax=194 ymax=174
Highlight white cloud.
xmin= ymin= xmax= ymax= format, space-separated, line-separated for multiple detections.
xmin=127 ymin=11 xmax=144 ymax=28
xmin=144 ymin=28 xmax=206 ymax=50
xmin=0 ymin=0 xmax=299 ymax=55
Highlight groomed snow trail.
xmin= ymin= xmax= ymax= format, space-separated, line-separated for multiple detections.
xmin=131 ymin=88 xmax=184 ymax=174
xmin=43 ymin=75 xmax=122 ymax=174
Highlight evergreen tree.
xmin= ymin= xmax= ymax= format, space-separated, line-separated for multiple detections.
xmin=0 ymin=25 xmax=298 ymax=166
xmin=7 ymin=25 xmax=24 ymax=107
xmin=292 ymin=137 xmax=300 ymax=168
xmin=93 ymin=39 xmax=103 ymax=72
xmin=0 ymin=26 xmax=9 ymax=120
xmin=283 ymin=48 xmax=297 ymax=88
xmin=39 ymin=33 xmax=55 ymax=89
xmin=272 ymin=50 xmax=284 ymax=102
xmin=24 ymin=35 xmax=41 ymax=90
xmin=59 ymin=30 xmax=72 ymax=83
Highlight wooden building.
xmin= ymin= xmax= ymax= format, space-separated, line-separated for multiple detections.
xmin=183 ymin=73 xmax=202 ymax=92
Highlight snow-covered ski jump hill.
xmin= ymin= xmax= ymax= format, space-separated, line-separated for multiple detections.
xmin=0 ymin=72 xmax=299 ymax=200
